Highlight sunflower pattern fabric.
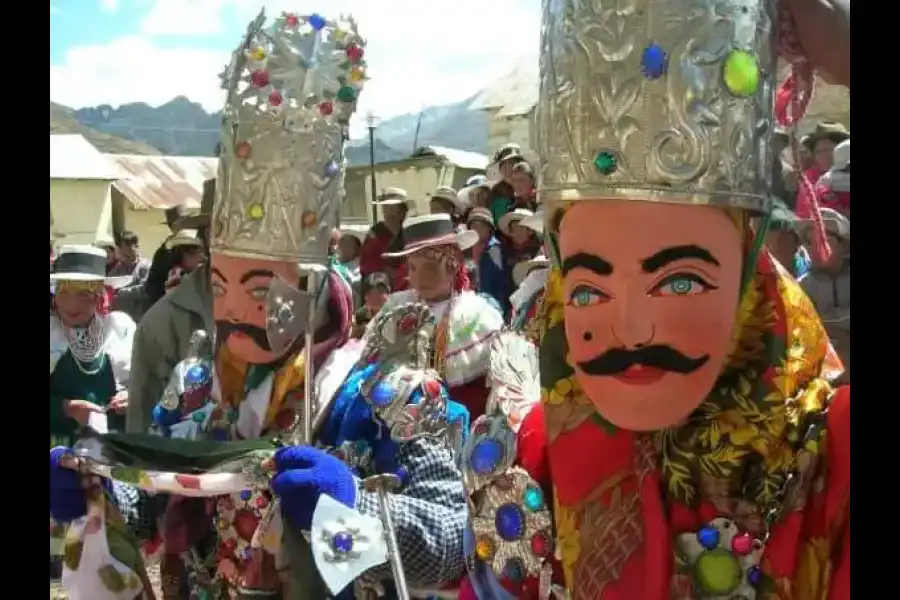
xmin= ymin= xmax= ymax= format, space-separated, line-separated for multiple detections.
xmin=511 ymin=250 xmax=849 ymax=600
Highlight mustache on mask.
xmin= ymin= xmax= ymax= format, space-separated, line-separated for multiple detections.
xmin=216 ymin=321 xmax=271 ymax=352
xmin=577 ymin=345 xmax=710 ymax=376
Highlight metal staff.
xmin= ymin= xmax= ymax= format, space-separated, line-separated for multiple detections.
xmin=363 ymin=474 xmax=410 ymax=600
xmin=301 ymin=268 xmax=319 ymax=445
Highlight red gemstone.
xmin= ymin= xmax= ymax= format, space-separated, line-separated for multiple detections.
xmin=236 ymin=141 xmax=251 ymax=159
xmin=423 ymin=379 xmax=442 ymax=397
xmin=318 ymin=101 xmax=334 ymax=116
xmin=345 ymin=43 xmax=364 ymax=63
xmin=255 ymin=495 xmax=269 ymax=509
xmin=285 ymin=13 xmax=299 ymax=27
xmin=268 ymin=90 xmax=283 ymax=106
xmin=398 ymin=314 xmax=416 ymax=333
xmin=250 ymin=70 xmax=270 ymax=88
xmin=233 ymin=509 xmax=260 ymax=541
xmin=731 ymin=532 xmax=754 ymax=556
xmin=530 ymin=531 xmax=550 ymax=557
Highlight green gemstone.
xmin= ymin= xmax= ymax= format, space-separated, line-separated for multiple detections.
xmin=523 ymin=486 xmax=544 ymax=512
xmin=192 ymin=411 xmax=206 ymax=423
xmin=723 ymin=50 xmax=760 ymax=97
xmin=593 ymin=150 xmax=617 ymax=175
xmin=693 ymin=549 xmax=742 ymax=595
xmin=337 ymin=85 xmax=357 ymax=102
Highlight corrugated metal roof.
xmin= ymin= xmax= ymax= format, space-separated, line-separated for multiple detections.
xmin=469 ymin=57 xmax=539 ymax=116
xmin=106 ymin=154 xmax=218 ymax=211
xmin=413 ymin=146 xmax=490 ymax=170
xmin=50 ymin=134 xmax=118 ymax=180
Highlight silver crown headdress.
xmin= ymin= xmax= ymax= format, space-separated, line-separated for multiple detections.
xmin=537 ymin=0 xmax=777 ymax=213
xmin=213 ymin=10 xmax=367 ymax=265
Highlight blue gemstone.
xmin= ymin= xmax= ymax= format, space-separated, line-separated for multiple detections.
xmin=470 ymin=439 xmax=504 ymax=475
xmin=395 ymin=465 xmax=410 ymax=488
xmin=240 ymin=490 xmax=252 ymax=501
xmin=370 ymin=380 xmax=394 ymax=408
xmin=523 ymin=486 xmax=544 ymax=512
xmin=308 ymin=13 xmax=327 ymax=31
xmin=494 ymin=503 xmax=525 ymax=542
xmin=324 ymin=161 xmax=340 ymax=177
xmin=331 ymin=531 xmax=354 ymax=553
xmin=186 ymin=364 xmax=209 ymax=384
xmin=641 ymin=43 xmax=667 ymax=79
xmin=696 ymin=526 xmax=720 ymax=550
xmin=748 ymin=565 xmax=761 ymax=586
xmin=502 ymin=557 xmax=526 ymax=582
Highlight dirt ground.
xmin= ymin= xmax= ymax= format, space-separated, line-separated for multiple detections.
xmin=50 ymin=564 xmax=162 ymax=599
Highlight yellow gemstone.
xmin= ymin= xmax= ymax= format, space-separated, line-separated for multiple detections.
xmin=350 ymin=66 xmax=365 ymax=83
xmin=217 ymin=518 xmax=230 ymax=531
xmin=475 ymin=536 xmax=495 ymax=560
xmin=722 ymin=50 xmax=760 ymax=98
xmin=138 ymin=471 xmax=153 ymax=487
xmin=250 ymin=47 xmax=266 ymax=61
xmin=248 ymin=203 xmax=265 ymax=220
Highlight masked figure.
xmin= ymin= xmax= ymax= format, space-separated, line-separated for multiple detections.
xmin=45 ymin=12 xmax=430 ymax=600
xmin=459 ymin=1 xmax=849 ymax=599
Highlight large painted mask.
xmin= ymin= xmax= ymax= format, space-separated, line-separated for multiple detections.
xmin=557 ymin=202 xmax=744 ymax=431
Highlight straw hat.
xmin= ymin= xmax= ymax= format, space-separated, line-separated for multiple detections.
xmin=498 ymin=208 xmax=535 ymax=236
xmin=467 ymin=207 xmax=495 ymax=229
xmin=513 ymin=255 xmax=550 ymax=286
xmin=165 ymin=229 xmax=205 ymax=250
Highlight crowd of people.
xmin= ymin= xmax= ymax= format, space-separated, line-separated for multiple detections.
xmin=49 ymin=2 xmax=850 ymax=600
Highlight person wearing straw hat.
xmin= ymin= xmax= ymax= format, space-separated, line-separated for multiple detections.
xmin=458 ymin=2 xmax=849 ymax=598
xmin=467 ymin=206 xmax=511 ymax=315
xmin=359 ymin=187 xmax=413 ymax=290
xmin=372 ymin=213 xmax=504 ymax=420
xmin=498 ymin=207 xmax=542 ymax=284
xmin=429 ymin=185 xmax=466 ymax=222
xmin=50 ymin=245 xmax=137 ymax=445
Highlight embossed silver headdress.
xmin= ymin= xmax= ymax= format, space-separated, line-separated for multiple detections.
xmin=536 ymin=0 xmax=777 ymax=214
xmin=213 ymin=10 xmax=367 ymax=265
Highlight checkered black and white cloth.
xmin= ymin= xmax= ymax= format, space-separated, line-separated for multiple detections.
xmin=356 ymin=437 xmax=468 ymax=588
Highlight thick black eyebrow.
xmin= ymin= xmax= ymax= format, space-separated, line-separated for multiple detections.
xmin=561 ymin=253 xmax=613 ymax=277
xmin=210 ymin=267 xmax=228 ymax=283
xmin=240 ymin=269 xmax=275 ymax=285
xmin=641 ymin=245 xmax=720 ymax=273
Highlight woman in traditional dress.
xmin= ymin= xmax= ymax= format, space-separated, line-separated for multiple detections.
xmin=50 ymin=244 xmax=136 ymax=446
xmin=376 ymin=213 xmax=505 ymax=420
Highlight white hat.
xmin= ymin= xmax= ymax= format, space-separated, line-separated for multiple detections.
xmin=382 ymin=214 xmax=478 ymax=258
xmin=499 ymin=208 xmax=535 ymax=236
xmin=165 ymin=229 xmax=205 ymax=250
xmin=519 ymin=209 xmax=544 ymax=234
xmin=373 ymin=187 xmax=414 ymax=206
xmin=467 ymin=207 xmax=495 ymax=228
xmin=93 ymin=237 xmax=116 ymax=251
xmin=831 ymin=139 xmax=849 ymax=171
xmin=50 ymin=245 xmax=131 ymax=288
xmin=429 ymin=186 xmax=462 ymax=212
xmin=799 ymin=208 xmax=850 ymax=241
xmin=513 ymin=255 xmax=550 ymax=286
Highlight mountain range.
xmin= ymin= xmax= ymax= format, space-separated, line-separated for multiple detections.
xmin=51 ymin=95 xmax=491 ymax=165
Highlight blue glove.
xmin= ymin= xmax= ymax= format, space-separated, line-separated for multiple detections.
xmin=271 ymin=445 xmax=357 ymax=531
xmin=49 ymin=447 xmax=88 ymax=523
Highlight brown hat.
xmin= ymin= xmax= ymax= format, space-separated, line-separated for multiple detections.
xmin=162 ymin=205 xmax=190 ymax=227
xmin=173 ymin=178 xmax=214 ymax=231
xmin=808 ymin=122 xmax=849 ymax=147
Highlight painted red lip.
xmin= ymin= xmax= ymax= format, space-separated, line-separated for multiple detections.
xmin=613 ymin=364 xmax=666 ymax=385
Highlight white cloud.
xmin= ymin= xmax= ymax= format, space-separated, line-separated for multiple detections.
xmin=50 ymin=0 xmax=540 ymax=139
xmin=100 ymin=0 xmax=119 ymax=12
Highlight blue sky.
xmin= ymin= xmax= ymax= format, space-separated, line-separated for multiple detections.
xmin=50 ymin=0 xmax=539 ymax=136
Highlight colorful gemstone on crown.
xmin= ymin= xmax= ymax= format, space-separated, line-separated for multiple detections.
xmin=723 ymin=50 xmax=760 ymax=97
xmin=641 ymin=43 xmax=667 ymax=80
xmin=593 ymin=150 xmax=618 ymax=175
